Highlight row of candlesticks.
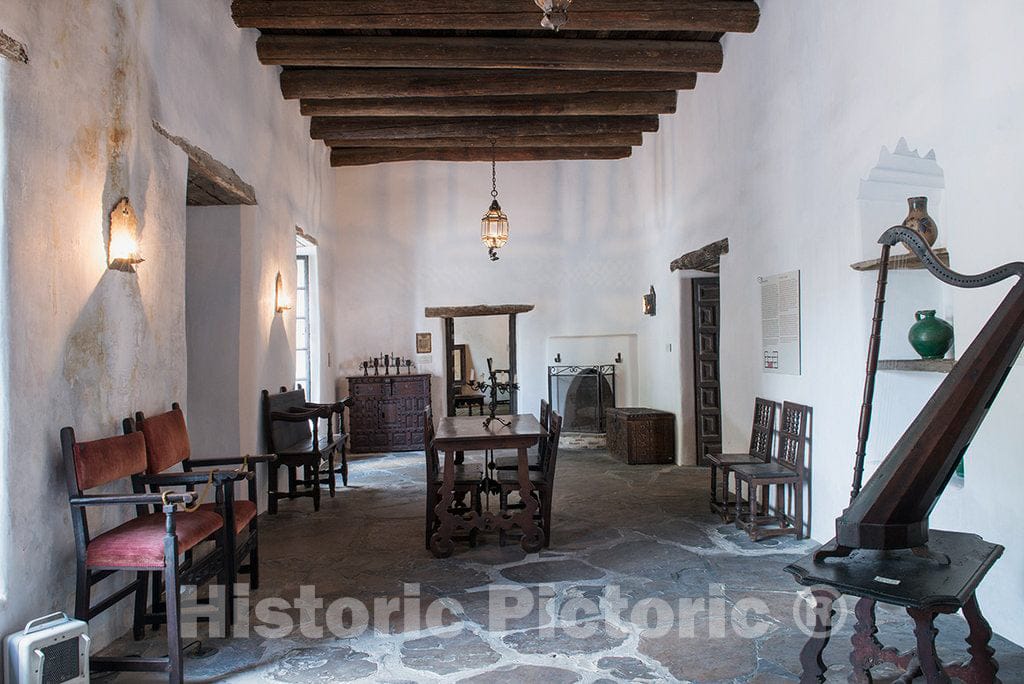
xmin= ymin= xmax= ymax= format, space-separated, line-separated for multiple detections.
xmin=360 ymin=353 xmax=415 ymax=376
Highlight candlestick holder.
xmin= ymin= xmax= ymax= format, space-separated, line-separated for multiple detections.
xmin=467 ymin=357 xmax=519 ymax=430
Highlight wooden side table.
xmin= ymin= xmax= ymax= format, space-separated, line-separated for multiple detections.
xmin=606 ymin=408 xmax=676 ymax=464
xmin=786 ymin=530 xmax=1003 ymax=683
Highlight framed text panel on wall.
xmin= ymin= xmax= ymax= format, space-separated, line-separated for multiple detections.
xmin=760 ymin=270 xmax=802 ymax=375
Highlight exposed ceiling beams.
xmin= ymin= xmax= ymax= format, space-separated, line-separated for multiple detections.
xmin=233 ymin=1 xmax=761 ymax=33
xmin=230 ymin=1 xmax=760 ymax=165
xmin=256 ymin=35 xmax=723 ymax=72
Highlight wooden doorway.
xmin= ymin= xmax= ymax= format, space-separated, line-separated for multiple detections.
xmin=692 ymin=277 xmax=722 ymax=464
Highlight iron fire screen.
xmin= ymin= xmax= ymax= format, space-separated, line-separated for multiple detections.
xmin=547 ymin=365 xmax=616 ymax=433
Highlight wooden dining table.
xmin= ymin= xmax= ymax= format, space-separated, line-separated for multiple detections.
xmin=431 ymin=413 xmax=545 ymax=557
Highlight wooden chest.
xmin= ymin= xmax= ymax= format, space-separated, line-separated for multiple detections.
xmin=606 ymin=408 xmax=676 ymax=465
xmin=348 ymin=374 xmax=431 ymax=453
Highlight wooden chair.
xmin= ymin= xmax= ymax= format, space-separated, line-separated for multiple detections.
xmin=261 ymin=387 xmax=353 ymax=513
xmin=706 ymin=397 xmax=776 ymax=521
xmin=492 ymin=398 xmax=550 ymax=473
xmin=423 ymin=406 xmax=484 ymax=550
xmin=497 ymin=411 xmax=563 ymax=548
xmin=62 ymin=427 xmax=224 ymax=683
xmin=128 ymin=404 xmax=274 ymax=626
xmin=731 ymin=401 xmax=810 ymax=541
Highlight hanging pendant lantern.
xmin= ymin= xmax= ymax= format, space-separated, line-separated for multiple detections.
xmin=480 ymin=142 xmax=509 ymax=261
xmin=535 ymin=0 xmax=573 ymax=31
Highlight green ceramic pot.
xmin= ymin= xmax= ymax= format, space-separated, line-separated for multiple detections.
xmin=908 ymin=310 xmax=953 ymax=360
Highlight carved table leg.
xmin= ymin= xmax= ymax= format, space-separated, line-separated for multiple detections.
xmin=429 ymin=448 xmax=458 ymax=558
xmin=906 ymin=607 xmax=951 ymax=683
xmin=799 ymin=588 xmax=837 ymax=684
xmin=953 ymin=593 xmax=1001 ymax=684
xmin=516 ymin=446 xmax=544 ymax=553
xmin=849 ymin=598 xmax=881 ymax=683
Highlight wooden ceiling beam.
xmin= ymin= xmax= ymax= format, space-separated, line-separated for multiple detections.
xmin=233 ymin=0 xmax=760 ymax=33
xmin=301 ymin=91 xmax=677 ymax=118
xmin=281 ymin=69 xmax=697 ymax=100
xmin=323 ymin=133 xmax=645 ymax=148
xmin=331 ymin=147 xmax=633 ymax=166
xmin=257 ymin=35 xmax=722 ymax=73
xmin=310 ymin=115 xmax=659 ymax=140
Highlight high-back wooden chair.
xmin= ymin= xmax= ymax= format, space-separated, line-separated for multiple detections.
xmin=492 ymin=398 xmax=550 ymax=473
xmin=731 ymin=401 xmax=810 ymax=540
xmin=423 ymin=406 xmax=484 ymax=550
xmin=128 ymin=403 xmax=274 ymax=626
xmin=706 ymin=397 xmax=777 ymax=520
xmin=498 ymin=411 xmax=563 ymax=548
xmin=62 ymin=426 xmax=223 ymax=683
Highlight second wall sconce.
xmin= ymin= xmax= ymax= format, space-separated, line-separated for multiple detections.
xmin=275 ymin=272 xmax=291 ymax=314
xmin=107 ymin=197 xmax=145 ymax=272
xmin=643 ymin=286 xmax=657 ymax=316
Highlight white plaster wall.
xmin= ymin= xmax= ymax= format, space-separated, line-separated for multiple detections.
xmin=0 ymin=0 xmax=333 ymax=652
xmin=629 ymin=0 xmax=1024 ymax=645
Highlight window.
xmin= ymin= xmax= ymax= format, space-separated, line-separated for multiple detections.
xmin=295 ymin=234 xmax=320 ymax=400
xmin=295 ymin=254 xmax=312 ymax=393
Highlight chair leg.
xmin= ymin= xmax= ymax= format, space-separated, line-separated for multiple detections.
xmin=311 ymin=461 xmax=321 ymax=512
xmin=327 ymin=451 xmax=337 ymax=498
xmin=709 ymin=464 xmax=719 ymax=512
xmin=74 ymin=565 xmax=90 ymax=623
xmin=151 ymin=570 xmax=163 ymax=632
xmin=268 ymin=464 xmax=279 ymax=515
xmin=794 ymin=480 xmax=804 ymax=540
xmin=426 ymin=488 xmax=436 ymax=550
xmin=133 ymin=572 xmax=147 ymax=640
xmin=164 ymin=540 xmax=184 ymax=684
xmin=288 ymin=466 xmax=297 ymax=495
xmin=542 ymin=487 xmax=553 ymax=548
xmin=340 ymin=445 xmax=349 ymax=487
xmin=734 ymin=476 xmax=744 ymax=525
xmin=249 ymin=527 xmax=261 ymax=591
xmin=221 ymin=526 xmax=237 ymax=632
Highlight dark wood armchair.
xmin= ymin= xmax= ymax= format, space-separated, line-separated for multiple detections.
xmin=492 ymin=398 xmax=550 ymax=473
xmin=62 ymin=426 xmax=224 ymax=683
xmin=127 ymin=403 xmax=274 ymax=626
xmin=261 ymin=386 xmax=353 ymax=513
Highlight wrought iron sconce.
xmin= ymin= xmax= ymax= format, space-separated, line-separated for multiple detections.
xmin=107 ymin=197 xmax=144 ymax=272
xmin=274 ymin=272 xmax=291 ymax=314
xmin=643 ymin=286 xmax=657 ymax=316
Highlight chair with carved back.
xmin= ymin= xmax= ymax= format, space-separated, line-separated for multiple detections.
xmin=261 ymin=387 xmax=353 ymax=513
xmin=731 ymin=401 xmax=810 ymax=541
xmin=423 ymin=405 xmax=484 ymax=550
xmin=706 ymin=397 xmax=776 ymax=521
xmin=497 ymin=411 xmax=563 ymax=548
xmin=491 ymin=398 xmax=550 ymax=474
xmin=127 ymin=403 xmax=275 ymax=627
xmin=61 ymin=426 xmax=225 ymax=683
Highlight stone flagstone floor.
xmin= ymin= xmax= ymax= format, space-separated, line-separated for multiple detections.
xmin=105 ymin=448 xmax=1024 ymax=682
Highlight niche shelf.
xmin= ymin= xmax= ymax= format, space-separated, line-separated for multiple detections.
xmin=850 ymin=247 xmax=950 ymax=272
xmin=877 ymin=358 xmax=955 ymax=373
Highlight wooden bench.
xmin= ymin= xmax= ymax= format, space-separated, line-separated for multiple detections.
xmin=261 ymin=386 xmax=352 ymax=513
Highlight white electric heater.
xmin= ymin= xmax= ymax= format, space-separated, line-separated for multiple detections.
xmin=3 ymin=612 xmax=89 ymax=684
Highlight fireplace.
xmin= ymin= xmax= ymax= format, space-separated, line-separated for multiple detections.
xmin=548 ymin=365 xmax=616 ymax=433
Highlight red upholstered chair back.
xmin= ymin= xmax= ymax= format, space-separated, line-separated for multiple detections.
xmin=68 ymin=430 xmax=148 ymax=493
xmin=138 ymin=407 xmax=191 ymax=474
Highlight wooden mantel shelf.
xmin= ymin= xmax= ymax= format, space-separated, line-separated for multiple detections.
xmin=878 ymin=358 xmax=955 ymax=373
xmin=850 ymin=248 xmax=950 ymax=272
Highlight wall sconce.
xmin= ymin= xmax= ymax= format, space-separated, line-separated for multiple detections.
xmin=275 ymin=272 xmax=291 ymax=314
xmin=107 ymin=197 xmax=144 ymax=272
xmin=643 ymin=286 xmax=657 ymax=316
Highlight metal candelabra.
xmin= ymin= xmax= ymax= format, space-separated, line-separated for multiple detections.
xmin=467 ymin=357 xmax=519 ymax=430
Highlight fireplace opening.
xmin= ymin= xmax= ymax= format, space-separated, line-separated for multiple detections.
xmin=548 ymin=365 xmax=616 ymax=433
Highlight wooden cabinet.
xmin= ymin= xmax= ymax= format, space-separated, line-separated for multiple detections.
xmin=348 ymin=374 xmax=431 ymax=453
xmin=606 ymin=408 xmax=676 ymax=465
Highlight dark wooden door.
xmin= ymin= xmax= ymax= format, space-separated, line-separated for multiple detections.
xmin=692 ymin=277 xmax=722 ymax=465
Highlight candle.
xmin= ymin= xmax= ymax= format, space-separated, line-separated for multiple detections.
xmin=513 ymin=374 xmax=518 ymax=385
xmin=469 ymin=369 xmax=476 ymax=382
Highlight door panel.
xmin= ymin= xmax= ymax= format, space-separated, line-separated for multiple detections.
xmin=692 ymin=278 xmax=722 ymax=465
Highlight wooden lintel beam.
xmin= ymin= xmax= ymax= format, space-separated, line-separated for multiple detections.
xmin=310 ymin=115 xmax=659 ymax=141
xmin=323 ymin=133 xmax=644 ymax=149
xmin=301 ymin=91 xmax=677 ymax=118
xmin=257 ymin=35 xmax=722 ymax=73
xmin=331 ymin=147 xmax=633 ymax=166
xmin=233 ymin=0 xmax=760 ymax=33
xmin=281 ymin=69 xmax=697 ymax=99
xmin=425 ymin=304 xmax=535 ymax=318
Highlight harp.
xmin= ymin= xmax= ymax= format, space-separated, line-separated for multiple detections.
xmin=823 ymin=226 xmax=1024 ymax=558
